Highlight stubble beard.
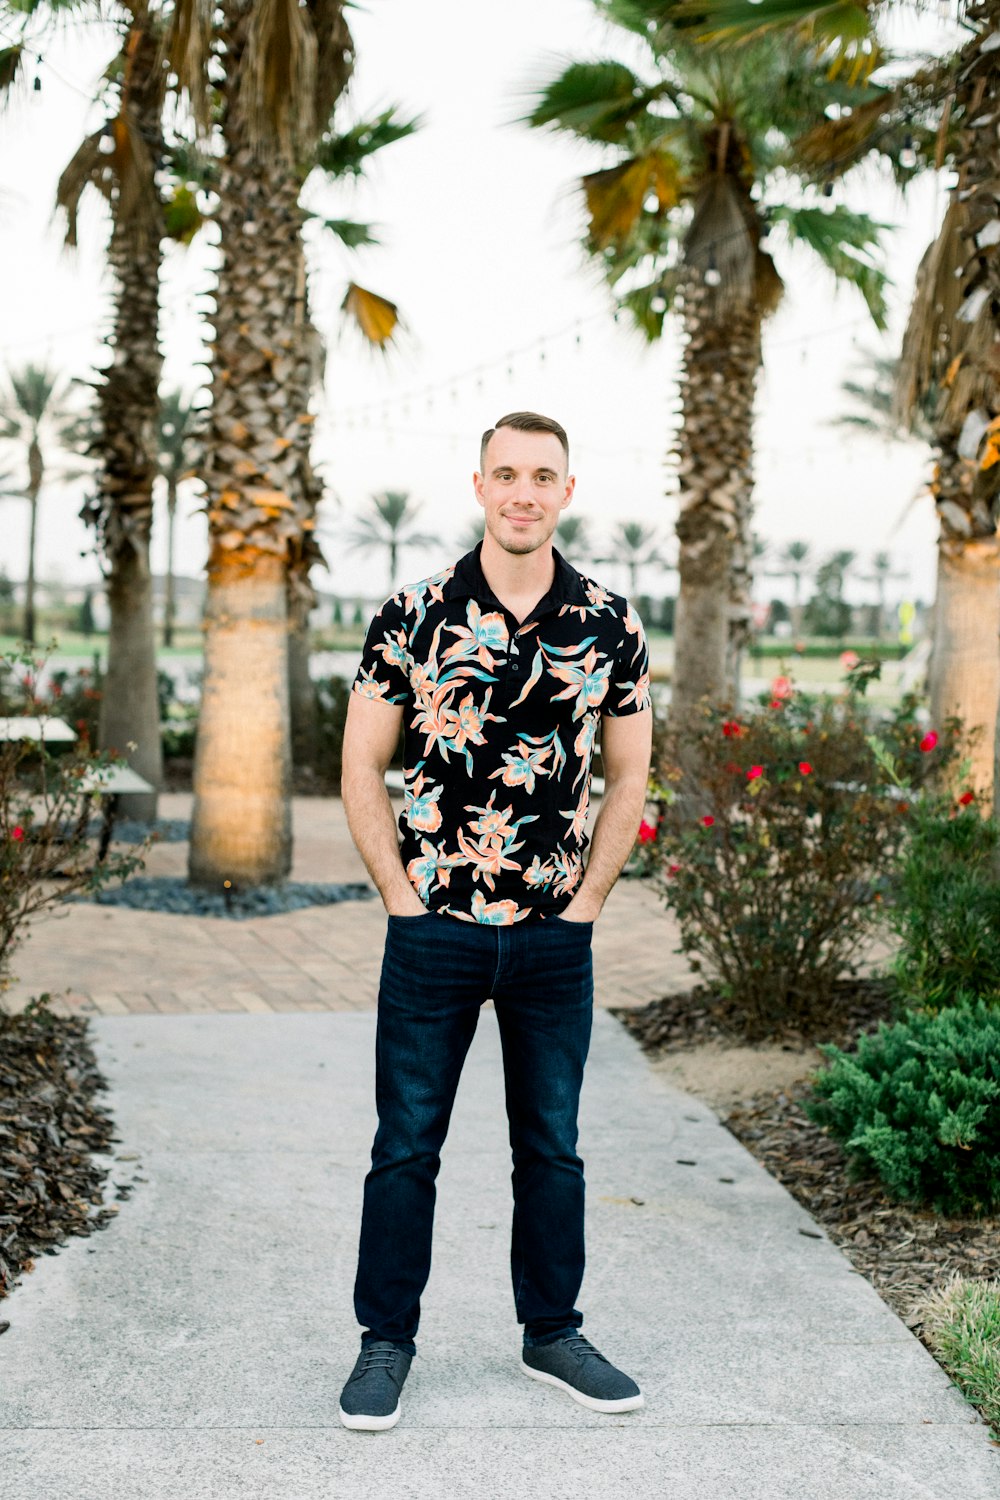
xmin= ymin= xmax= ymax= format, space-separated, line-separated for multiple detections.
xmin=486 ymin=512 xmax=558 ymax=557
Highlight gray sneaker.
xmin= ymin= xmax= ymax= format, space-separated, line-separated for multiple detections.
xmin=338 ymin=1340 xmax=413 ymax=1431
xmin=521 ymin=1332 xmax=644 ymax=1413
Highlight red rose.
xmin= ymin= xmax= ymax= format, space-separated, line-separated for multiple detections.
xmin=919 ymin=731 xmax=938 ymax=752
xmin=668 ymin=863 xmax=681 ymax=876
xmin=747 ymin=765 xmax=764 ymax=781
xmin=798 ymin=762 xmax=813 ymax=776
xmin=637 ymin=819 xmax=657 ymax=844
xmin=701 ymin=815 xmax=715 ymax=827
xmin=11 ymin=827 xmax=24 ymax=841
xmin=721 ymin=720 xmax=743 ymax=738
xmin=958 ymin=790 xmax=974 ymax=806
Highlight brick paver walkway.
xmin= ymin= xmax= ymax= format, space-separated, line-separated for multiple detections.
xmin=3 ymin=795 xmax=694 ymax=1018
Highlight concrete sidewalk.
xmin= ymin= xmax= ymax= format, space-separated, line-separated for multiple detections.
xmin=2 ymin=1007 xmax=996 ymax=1499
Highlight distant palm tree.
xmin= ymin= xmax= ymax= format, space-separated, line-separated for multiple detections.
xmin=556 ymin=514 xmax=592 ymax=567
xmin=0 ymin=363 xmax=83 ymax=643
xmin=156 ymin=390 xmax=202 ymax=649
xmin=777 ymin=540 xmax=811 ymax=638
xmin=601 ymin=520 xmax=665 ymax=599
xmin=348 ymin=492 xmax=436 ymax=593
xmin=859 ymin=549 xmax=905 ymax=640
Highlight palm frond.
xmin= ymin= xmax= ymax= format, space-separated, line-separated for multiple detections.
xmin=312 ymin=107 xmax=422 ymax=178
xmin=55 ymin=130 xmax=112 ymax=248
xmin=308 ymin=215 xmax=379 ymax=248
xmin=161 ymin=0 xmax=215 ymax=139
xmin=771 ymin=202 xmax=890 ymax=328
xmin=668 ymin=0 xmax=885 ymax=86
xmin=521 ymin=59 xmax=649 ymax=145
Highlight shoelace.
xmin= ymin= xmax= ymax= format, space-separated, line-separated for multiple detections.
xmin=559 ymin=1334 xmax=609 ymax=1365
xmin=358 ymin=1345 xmax=403 ymax=1374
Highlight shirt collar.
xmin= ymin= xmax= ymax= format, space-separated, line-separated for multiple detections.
xmin=444 ymin=540 xmax=588 ymax=610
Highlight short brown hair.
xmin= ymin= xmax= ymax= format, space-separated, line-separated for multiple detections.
xmin=479 ymin=411 xmax=569 ymax=473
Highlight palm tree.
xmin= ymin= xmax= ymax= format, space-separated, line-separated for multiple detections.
xmin=676 ymin=0 xmax=1000 ymax=795
xmin=556 ymin=514 xmax=593 ymax=567
xmin=776 ymin=540 xmax=812 ymax=639
xmin=348 ymin=492 xmax=436 ymax=594
xmin=895 ymin=193 xmax=1000 ymax=803
xmin=0 ymin=363 xmax=84 ymax=645
xmin=156 ymin=389 xmax=202 ymax=649
xmin=525 ymin=8 xmax=891 ymax=722
xmin=602 ymin=520 xmax=665 ymax=598
xmin=162 ymin=0 xmax=417 ymax=884
xmin=858 ymin=549 xmax=904 ymax=640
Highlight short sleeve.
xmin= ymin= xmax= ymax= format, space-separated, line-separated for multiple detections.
xmin=352 ymin=592 xmax=413 ymax=705
xmin=602 ymin=602 xmax=651 ymax=717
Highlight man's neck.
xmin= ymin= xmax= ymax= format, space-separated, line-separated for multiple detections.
xmin=478 ymin=532 xmax=556 ymax=623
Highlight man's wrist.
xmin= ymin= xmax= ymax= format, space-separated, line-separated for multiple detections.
xmin=561 ymin=889 xmax=604 ymax=922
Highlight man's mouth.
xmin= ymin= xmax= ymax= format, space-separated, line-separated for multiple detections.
xmin=504 ymin=514 xmax=539 ymax=527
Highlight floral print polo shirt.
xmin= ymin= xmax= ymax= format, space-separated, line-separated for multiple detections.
xmin=352 ymin=542 xmax=652 ymax=924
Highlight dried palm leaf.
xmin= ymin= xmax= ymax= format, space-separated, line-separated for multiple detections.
xmin=340 ymin=283 xmax=399 ymax=348
xmin=684 ymin=175 xmax=756 ymax=315
xmin=242 ymin=0 xmax=319 ymax=158
xmin=583 ymin=152 xmax=682 ymax=250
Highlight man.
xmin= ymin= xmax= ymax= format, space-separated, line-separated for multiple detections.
xmin=338 ymin=411 xmax=653 ymax=1431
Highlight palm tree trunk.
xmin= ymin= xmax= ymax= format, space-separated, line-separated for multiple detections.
xmin=670 ymin=280 xmax=761 ymax=722
xmin=928 ymin=442 xmax=1000 ymax=811
xmin=24 ymin=479 xmax=39 ymax=646
xmin=164 ymin=479 xmax=177 ymax=648
xmin=189 ymin=557 xmax=292 ymax=884
xmin=89 ymin=19 xmax=166 ymax=821
xmin=286 ymin=241 xmax=324 ymax=770
xmin=189 ymin=0 xmax=326 ymax=883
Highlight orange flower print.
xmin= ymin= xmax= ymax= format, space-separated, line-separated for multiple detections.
xmin=406 ymin=838 xmax=455 ymax=900
xmin=547 ymin=645 xmax=611 ymax=720
xmin=617 ymin=669 xmax=651 ymax=712
xmin=354 ymin=668 xmax=392 ymax=701
xmin=442 ymin=599 xmax=509 ymax=671
xmin=454 ymin=890 xmax=528 ymax=925
xmin=404 ymin=766 xmax=444 ymax=834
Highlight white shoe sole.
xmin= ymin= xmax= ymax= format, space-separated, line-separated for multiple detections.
xmin=338 ymin=1402 xmax=401 ymax=1431
xmin=520 ymin=1359 xmax=644 ymax=1413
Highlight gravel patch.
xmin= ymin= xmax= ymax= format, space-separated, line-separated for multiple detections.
xmin=71 ymin=876 xmax=375 ymax=918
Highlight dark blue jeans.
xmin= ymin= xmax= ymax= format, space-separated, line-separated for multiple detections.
xmin=353 ymin=910 xmax=595 ymax=1355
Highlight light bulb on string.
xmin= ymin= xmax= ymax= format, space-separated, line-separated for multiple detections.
xmin=30 ymin=58 xmax=42 ymax=103
xmin=643 ymin=193 xmax=660 ymax=214
xmin=822 ymin=179 xmax=834 ymax=198
xmin=704 ymin=250 xmax=721 ymax=288
xmin=243 ymin=204 xmax=257 ymax=236
xmin=539 ymin=346 xmax=546 ymax=365
xmin=98 ymin=125 xmax=116 ymax=156
xmin=899 ymin=132 xmax=917 ymax=171
xmin=506 ymin=365 xmax=514 ymax=380
xmin=651 ymin=293 xmax=668 ymax=314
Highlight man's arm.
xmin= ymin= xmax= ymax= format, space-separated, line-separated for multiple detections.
xmin=561 ymin=708 xmax=652 ymax=923
xmin=341 ymin=692 xmax=426 ymax=916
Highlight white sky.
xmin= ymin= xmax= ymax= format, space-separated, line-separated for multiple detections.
xmin=0 ymin=0 xmax=960 ymax=608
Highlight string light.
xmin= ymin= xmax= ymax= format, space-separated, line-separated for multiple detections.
xmin=704 ymin=250 xmax=721 ymax=288
xmin=899 ymin=131 xmax=917 ymax=170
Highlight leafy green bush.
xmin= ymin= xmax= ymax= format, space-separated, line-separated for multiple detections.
xmin=886 ymin=800 xmax=1000 ymax=1010
xmin=804 ymin=998 xmax=1000 ymax=1216
xmin=646 ymin=680 xmax=958 ymax=1034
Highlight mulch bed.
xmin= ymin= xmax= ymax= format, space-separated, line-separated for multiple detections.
xmin=613 ymin=982 xmax=1000 ymax=1382
xmin=0 ymin=1006 xmax=126 ymax=1326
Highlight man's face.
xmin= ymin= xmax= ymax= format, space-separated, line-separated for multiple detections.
xmin=473 ymin=427 xmax=575 ymax=557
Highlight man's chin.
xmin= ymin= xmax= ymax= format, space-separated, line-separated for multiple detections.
xmin=491 ymin=523 xmax=556 ymax=557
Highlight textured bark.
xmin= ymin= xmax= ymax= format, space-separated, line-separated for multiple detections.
xmin=952 ymin=0 xmax=1000 ymax=806
xmin=188 ymin=0 xmax=350 ymax=882
xmin=163 ymin=477 xmax=177 ymax=648
xmin=669 ymin=278 xmax=761 ymax=724
xmin=100 ymin=546 xmax=161 ymax=820
xmin=83 ymin=10 xmax=165 ymax=818
xmin=928 ymin=436 xmax=1000 ymax=812
xmin=189 ymin=559 xmax=292 ymax=885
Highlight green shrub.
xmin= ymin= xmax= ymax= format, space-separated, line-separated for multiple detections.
xmin=887 ymin=801 xmax=1000 ymax=1009
xmin=647 ymin=681 xmax=958 ymax=1034
xmin=804 ymin=997 xmax=1000 ymax=1216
